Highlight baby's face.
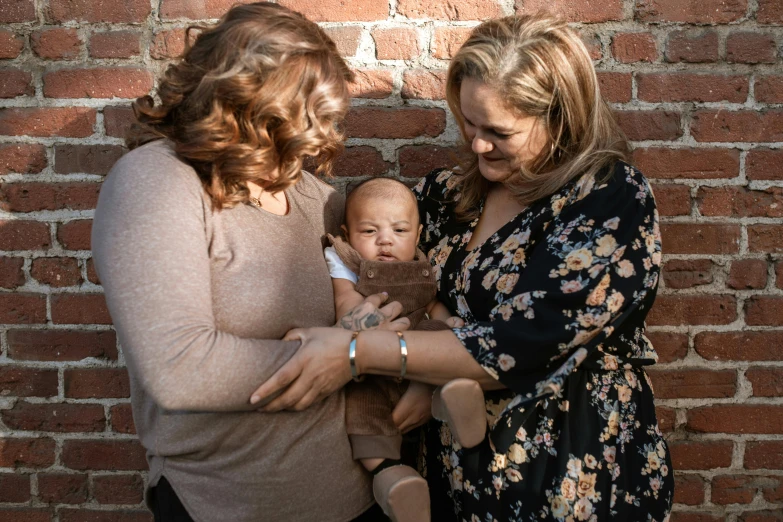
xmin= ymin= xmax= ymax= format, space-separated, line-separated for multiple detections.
xmin=343 ymin=197 xmax=422 ymax=262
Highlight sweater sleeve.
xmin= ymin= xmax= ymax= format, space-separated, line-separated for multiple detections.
xmin=92 ymin=146 xmax=300 ymax=412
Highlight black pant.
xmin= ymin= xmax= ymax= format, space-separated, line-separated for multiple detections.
xmin=150 ymin=476 xmax=389 ymax=521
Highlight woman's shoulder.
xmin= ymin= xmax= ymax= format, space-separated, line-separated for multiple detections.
xmin=414 ymin=167 xmax=461 ymax=200
xmin=294 ymin=171 xmax=345 ymax=234
xmin=562 ymin=160 xmax=653 ymax=210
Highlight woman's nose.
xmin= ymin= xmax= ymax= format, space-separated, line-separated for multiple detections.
xmin=471 ymin=135 xmax=493 ymax=155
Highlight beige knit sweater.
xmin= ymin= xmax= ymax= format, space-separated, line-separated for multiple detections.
xmin=92 ymin=140 xmax=373 ymax=521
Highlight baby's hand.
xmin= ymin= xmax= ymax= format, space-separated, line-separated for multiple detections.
xmin=445 ymin=316 xmax=465 ymax=328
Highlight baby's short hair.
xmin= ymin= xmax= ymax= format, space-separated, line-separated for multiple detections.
xmin=345 ymin=178 xmax=420 ymax=225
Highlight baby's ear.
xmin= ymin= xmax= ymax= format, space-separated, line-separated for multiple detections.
xmin=416 ymin=224 xmax=423 ymax=243
xmin=340 ymin=224 xmax=349 ymax=239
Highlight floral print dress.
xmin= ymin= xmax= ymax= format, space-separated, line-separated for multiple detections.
xmin=413 ymin=162 xmax=673 ymax=522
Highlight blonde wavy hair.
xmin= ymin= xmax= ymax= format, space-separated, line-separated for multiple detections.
xmin=128 ymin=2 xmax=353 ymax=209
xmin=446 ymin=14 xmax=629 ymax=221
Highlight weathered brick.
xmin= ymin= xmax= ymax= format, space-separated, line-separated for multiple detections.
xmin=103 ymin=106 xmax=135 ymax=138
xmin=756 ymin=75 xmax=783 ymax=103
xmin=727 ymin=259 xmax=768 ymax=289
xmin=0 ymin=220 xmax=50 ymax=250
xmin=0 ymin=256 xmax=25 ymax=289
xmin=581 ymin=31 xmax=603 ymax=61
xmin=745 ymin=441 xmax=783 ymax=469
xmin=37 ymin=473 xmax=89 ymax=504
xmin=0 ymin=437 xmax=55 ymax=468
xmin=695 ymin=331 xmax=783 ymax=361
xmin=279 ymin=0 xmax=388 ymax=21
xmin=344 ymin=107 xmax=446 ymax=139
xmin=57 ymin=219 xmax=92 ymax=250
xmin=740 ymin=511 xmax=783 ymax=522
xmin=31 ymin=28 xmax=81 ymax=60
xmin=401 ymin=69 xmax=446 ymax=100
xmin=0 ymin=143 xmax=47 ymax=174
xmin=332 ymin=146 xmax=392 ymax=178
xmin=30 ymin=256 xmax=82 ymax=287
xmin=89 ymin=31 xmax=141 ymax=59
xmin=697 ymin=186 xmax=783 ymax=218
xmin=0 ymin=293 xmax=47 ymax=324
xmin=51 ymin=293 xmax=111 ymax=325
xmin=516 ymin=0 xmax=623 ymax=22
xmin=662 ymin=259 xmax=713 ymax=289
xmin=635 ymin=0 xmax=748 ymax=23
xmin=44 ymin=68 xmax=153 ymax=99
xmin=614 ymin=110 xmax=681 ymax=141
xmin=48 ymin=0 xmax=151 ymax=23
xmin=647 ymin=295 xmax=736 ymax=326
xmin=58 ymin=510 xmax=152 ymax=522
xmin=758 ymin=0 xmax=783 ymax=24
xmin=372 ymin=27 xmax=420 ymax=60
xmin=749 ymin=225 xmax=783 ymax=253
xmin=65 ymin=368 xmax=131 ymax=399
xmin=668 ymin=440 xmax=733 ymax=470
xmin=691 ymin=110 xmax=783 ymax=143
xmin=401 ymin=0 xmax=503 ymax=20
xmin=650 ymin=184 xmax=691 ymax=216
xmin=0 ymin=367 xmax=58 ymax=397
xmin=746 ymin=368 xmax=783 ymax=397
xmin=348 ymin=69 xmax=394 ymax=99
xmin=638 ymin=73 xmax=748 ymax=103
xmin=687 ymin=405 xmax=783 ymax=434
xmin=432 ymin=27 xmax=472 ymax=60
xmin=648 ymin=369 xmax=736 ymax=399
xmin=633 ymin=148 xmax=739 ymax=180
xmin=1 ymin=182 xmax=101 ymax=212
xmin=665 ymin=29 xmax=719 ymax=63
xmin=86 ymin=258 xmax=100 ymax=284
xmin=0 ymin=0 xmax=36 ymax=23
xmin=656 ymin=405 xmax=675 ymax=433
xmin=55 ymin=144 xmax=125 ymax=175
xmin=0 ymin=68 xmax=34 ymax=98
xmin=596 ymin=71 xmax=632 ymax=103
xmin=646 ymin=332 xmax=688 ymax=363
xmin=322 ymin=27 xmax=362 ymax=58
xmin=150 ymin=28 xmax=186 ymax=60
xmin=660 ymin=223 xmax=740 ymax=254
xmin=674 ymin=474 xmax=705 ymax=505
xmin=8 ymin=329 xmax=118 ymax=361
xmin=0 ymin=473 xmax=31 ymax=502
xmin=0 ymin=508 xmax=51 ymax=522
xmin=92 ymin=474 xmax=144 ymax=504
xmin=0 ymin=107 xmax=96 ymax=137
xmin=61 ymin=440 xmax=148 ymax=471
xmin=745 ymin=296 xmax=783 ymax=325
xmin=712 ymin=474 xmax=760 ymax=505
xmin=110 ymin=403 xmax=136 ymax=434
xmin=1 ymin=401 xmax=105 ymax=433
xmin=727 ymin=32 xmax=777 ymax=64
xmin=0 ymin=30 xmax=24 ymax=59
xmin=399 ymin=145 xmax=458 ymax=178
xmin=611 ymin=32 xmax=657 ymax=63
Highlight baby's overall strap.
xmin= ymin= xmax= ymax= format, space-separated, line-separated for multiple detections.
xmin=326 ymin=233 xmax=363 ymax=275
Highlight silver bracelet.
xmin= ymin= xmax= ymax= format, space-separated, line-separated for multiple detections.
xmin=349 ymin=331 xmax=364 ymax=382
xmin=396 ymin=331 xmax=407 ymax=381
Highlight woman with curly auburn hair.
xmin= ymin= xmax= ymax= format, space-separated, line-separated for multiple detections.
xmin=252 ymin=13 xmax=673 ymax=521
xmin=92 ymin=3 xmax=406 ymax=520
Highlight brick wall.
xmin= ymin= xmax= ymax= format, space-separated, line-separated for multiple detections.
xmin=1 ymin=0 xmax=782 ymax=520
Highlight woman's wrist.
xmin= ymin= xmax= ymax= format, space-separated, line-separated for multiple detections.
xmin=355 ymin=329 xmax=400 ymax=378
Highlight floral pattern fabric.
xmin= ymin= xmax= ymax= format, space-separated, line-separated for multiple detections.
xmin=414 ymin=162 xmax=673 ymax=521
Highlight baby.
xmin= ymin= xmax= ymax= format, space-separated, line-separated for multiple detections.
xmin=325 ymin=178 xmax=487 ymax=522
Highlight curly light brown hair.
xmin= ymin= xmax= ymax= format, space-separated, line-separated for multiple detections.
xmin=128 ymin=2 xmax=354 ymax=209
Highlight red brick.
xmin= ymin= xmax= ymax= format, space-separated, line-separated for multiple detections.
xmin=65 ymin=368 xmax=131 ymax=399
xmin=656 ymin=405 xmax=675 ymax=433
xmin=778 ymin=261 xmax=783 ymax=289
xmin=322 ymin=26 xmax=362 ymax=58
xmin=674 ymin=474 xmax=705 ymax=505
xmin=712 ymin=474 xmax=761 ymax=505
xmin=0 ymin=293 xmax=46 ymax=324
xmin=332 ymin=146 xmax=392 ymax=178
xmin=0 ymin=107 xmax=96 ymax=137
xmin=349 ymin=69 xmax=394 ymax=99
xmin=0 ymin=143 xmax=47 ymax=174
xmin=44 ymin=68 xmax=153 ymax=99
xmin=614 ymin=110 xmax=681 ymax=141
xmin=58 ymin=510 xmax=152 ymax=522
xmin=0 ymin=367 xmax=58 ymax=397
xmin=37 ymin=473 xmax=89 ymax=504
xmin=279 ymin=0 xmax=389 ymax=22
xmin=649 ymin=369 xmax=736 ymax=399
xmin=1 ymin=182 xmax=101 ymax=212
xmin=647 ymin=295 xmax=736 ymax=326
xmin=399 ymin=145 xmax=458 ymax=179
xmin=581 ymin=32 xmax=603 ymax=61
xmin=8 ymin=329 xmax=117 ymax=361
xmin=634 ymin=148 xmax=739 ymax=180
xmin=401 ymin=69 xmax=446 ymax=100
xmin=0 ymin=256 xmax=24 ymax=289
xmin=746 ymin=368 xmax=783 ymax=397
xmin=756 ymin=76 xmax=783 ymax=103
xmin=0 ymin=31 xmax=24 ymax=59
xmin=516 ymin=0 xmax=622 ymax=22
xmin=612 ymin=32 xmax=657 ymax=63
xmin=651 ymin=184 xmax=691 ymax=216
xmin=0 ymin=438 xmax=55 ymax=472
xmin=344 ymin=107 xmax=446 ymax=139
xmin=110 ymin=404 xmax=136 ymax=434
xmin=30 ymin=256 xmax=82 ymax=287
xmin=749 ymin=225 xmax=783 ymax=253
xmin=150 ymin=28 xmax=186 ymax=60
xmin=758 ymin=0 xmax=783 ymax=24
xmin=635 ymin=0 xmax=748 ymax=23
xmin=103 ymin=106 xmax=135 ymax=138
xmin=432 ymin=27 xmax=472 ymax=60
xmin=687 ymin=405 xmax=783 ymax=434
xmin=660 ymin=223 xmax=740 ymax=254
xmin=0 ymin=473 xmax=31 ymax=502
xmin=57 ymin=219 xmax=92 ymax=250
xmin=692 ymin=110 xmax=783 ymax=143
xmin=55 ymin=144 xmax=125 ymax=175
xmin=372 ymin=28 xmax=420 ymax=60
xmin=0 ymin=0 xmax=36 ymax=22
xmin=746 ymin=441 xmax=783 ymax=469
xmin=745 ymin=296 xmax=783 ymax=325
xmin=158 ymin=0 xmax=234 ymax=19
xmin=727 ymin=259 xmax=767 ymax=289
xmin=596 ymin=71 xmax=631 ymax=103
xmin=1 ymin=402 xmax=105 ymax=433
xmin=0 ymin=221 xmax=50 ymax=250
xmin=668 ymin=440 xmax=733 ymax=470
xmin=86 ymin=258 xmax=100 ymax=284
xmin=62 ymin=440 xmax=148 ymax=471
xmin=48 ymin=0 xmax=151 ymax=23
xmin=764 ymin=477 xmax=783 ymax=502
xmin=0 ymin=68 xmax=34 ymax=98
xmin=740 ymin=511 xmax=783 ymax=522
xmin=698 ymin=186 xmax=783 ymax=218
xmin=638 ymin=73 xmax=748 ymax=103
xmin=695 ymin=331 xmax=783 ymax=361
xmin=401 ymin=0 xmax=502 ymax=20
xmin=662 ymin=259 xmax=713 ymax=289
xmin=31 ymin=28 xmax=81 ymax=60
xmin=665 ymin=29 xmax=719 ymax=63
xmin=727 ymin=32 xmax=777 ymax=64
xmin=92 ymin=474 xmax=144 ymax=504
xmin=89 ymin=31 xmax=141 ymax=59
xmin=51 ymin=293 xmax=111 ymax=325
xmin=646 ymin=331 xmax=688 ymax=363
xmin=0 ymin=508 xmax=51 ymax=522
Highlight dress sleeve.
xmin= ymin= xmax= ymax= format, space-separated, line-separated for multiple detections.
xmin=453 ymin=164 xmax=661 ymax=400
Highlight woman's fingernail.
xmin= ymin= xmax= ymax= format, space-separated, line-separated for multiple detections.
xmin=250 ymin=395 xmax=260 ymax=405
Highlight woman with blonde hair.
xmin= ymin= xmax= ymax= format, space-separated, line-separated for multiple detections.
xmin=92 ymin=3 xmax=407 ymax=520
xmin=253 ymin=13 xmax=674 ymax=521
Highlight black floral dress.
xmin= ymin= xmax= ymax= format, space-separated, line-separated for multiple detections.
xmin=413 ymin=162 xmax=673 ymax=522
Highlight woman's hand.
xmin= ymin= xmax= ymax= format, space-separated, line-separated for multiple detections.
xmin=392 ymin=381 xmax=435 ymax=433
xmin=338 ymin=292 xmax=410 ymax=331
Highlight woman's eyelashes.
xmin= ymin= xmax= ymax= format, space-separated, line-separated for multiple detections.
xmin=464 ymin=117 xmax=513 ymax=139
